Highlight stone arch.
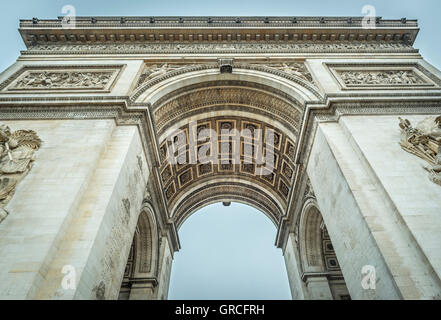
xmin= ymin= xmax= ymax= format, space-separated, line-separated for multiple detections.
xmin=297 ymin=196 xmax=351 ymax=300
xmin=131 ymin=63 xmax=324 ymax=105
xmin=139 ymin=65 xmax=322 ymax=227
xmin=119 ymin=203 xmax=160 ymax=300
xmin=129 ymin=64 xmax=326 ymax=299
xmin=299 ymin=199 xmax=326 ymax=273
xmin=173 ymin=181 xmax=282 ymax=229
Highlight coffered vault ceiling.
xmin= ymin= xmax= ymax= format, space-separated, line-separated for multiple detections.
xmin=158 ymin=116 xmax=297 ymax=227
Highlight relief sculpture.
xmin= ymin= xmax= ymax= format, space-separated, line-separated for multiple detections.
xmin=340 ymin=70 xmax=425 ymax=85
xmin=0 ymin=124 xmax=42 ymax=223
xmin=12 ymin=71 xmax=115 ymax=90
xmin=399 ymin=115 xmax=441 ymax=186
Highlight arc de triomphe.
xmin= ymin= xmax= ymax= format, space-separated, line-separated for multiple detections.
xmin=0 ymin=16 xmax=440 ymax=300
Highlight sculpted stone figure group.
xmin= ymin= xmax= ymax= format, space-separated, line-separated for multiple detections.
xmin=0 ymin=124 xmax=41 ymax=223
xmin=399 ymin=115 xmax=441 ymax=186
xmin=341 ymin=70 xmax=423 ymax=86
xmin=13 ymin=71 xmax=114 ymax=90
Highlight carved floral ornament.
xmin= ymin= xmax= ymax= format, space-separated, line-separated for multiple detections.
xmin=0 ymin=124 xmax=42 ymax=223
xmin=399 ymin=115 xmax=441 ymax=186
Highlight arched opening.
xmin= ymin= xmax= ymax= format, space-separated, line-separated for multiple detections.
xmin=117 ymin=61 xmax=330 ymax=300
xmin=297 ymin=197 xmax=351 ymax=300
xmin=118 ymin=203 xmax=160 ymax=300
xmin=168 ymin=202 xmax=292 ymax=299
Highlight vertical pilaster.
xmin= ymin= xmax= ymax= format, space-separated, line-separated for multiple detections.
xmin=283 ymin=233 xmax=307 ymax=300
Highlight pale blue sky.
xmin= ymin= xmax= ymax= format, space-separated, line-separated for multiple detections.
xmin=169 ymin=203 xmax=291 ymax=299
xmin=1 ymin=0 xmax=439 ymax=299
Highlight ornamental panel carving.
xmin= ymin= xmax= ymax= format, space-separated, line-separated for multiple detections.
xmin=0 ymin=124 xmax=42 ymax=223
xmin=0 ymin=65 xmax=123 ymax=93
xmin=328 ymin=63 xmax=440 ymax=90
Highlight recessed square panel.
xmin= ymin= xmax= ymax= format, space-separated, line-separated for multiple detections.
xmin=281 ymin=160 xmax=294 ymax=181
xmin=165 ymin=182 xmax=176 ymax=201
xmin=160 ymin=164 xmax=173 ymax=184
xmin=178 ymin=168 xmax=194 ymax=188
xmin=264 ymin=127 xmax=282 ymax=150
xmin=241 ymin=121 xmax=262 ymax=141
xmin=217 ymin=119 xmax=237 ymax=136
xmin=284 ymin=139 xmax=296 ymax=159
xmin=240 ymin=161 xmax=255 ymax=175
xmin=278 ymin=180 xmax=290 ymax=198
xmin=197 ymin=162 xmax=213 ymax=177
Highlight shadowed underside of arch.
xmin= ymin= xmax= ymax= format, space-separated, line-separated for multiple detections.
xmin=139 ymin=65 xmax=320 ymax=228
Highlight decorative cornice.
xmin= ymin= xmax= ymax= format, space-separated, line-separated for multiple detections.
xmin=19 ymin=16 xmax=419 ymax=48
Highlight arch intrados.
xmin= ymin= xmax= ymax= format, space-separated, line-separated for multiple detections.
xmin=170 ymin=177 xmax=285 ymax=220
xmin=176 ymin=200 xmax=279 ymax=232
xmin=158 ymin=109 xmax=298 ymax=145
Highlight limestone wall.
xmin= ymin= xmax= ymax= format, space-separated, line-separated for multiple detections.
xmin=307 ymin=115 xmax=441 ymax=299
xmin=0 ymin=119 xmax=149 ymax=299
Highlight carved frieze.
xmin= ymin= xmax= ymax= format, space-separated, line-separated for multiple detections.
xmin=0 ymin=124 xmax=42 ymax=223
xmin=339 ymin=70 xmax=424 ymax=86
xmin=399 ymin=115 xmax=441 ymax=186
xmin=0 ymin=66 xmax=123 ymax=93
xmin=328 ymin=64 xmax=439 ymax=90
xmin=23 ymin=41 xmax=416 ymax=55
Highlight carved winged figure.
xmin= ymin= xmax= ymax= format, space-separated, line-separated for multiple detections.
xmin=399 ymin=116 xmax=441 ymax=186
xmin=135 ymin=63 xmax=188 ymax=89
xmin=0 ymin=124 xmax=42 ymax=223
